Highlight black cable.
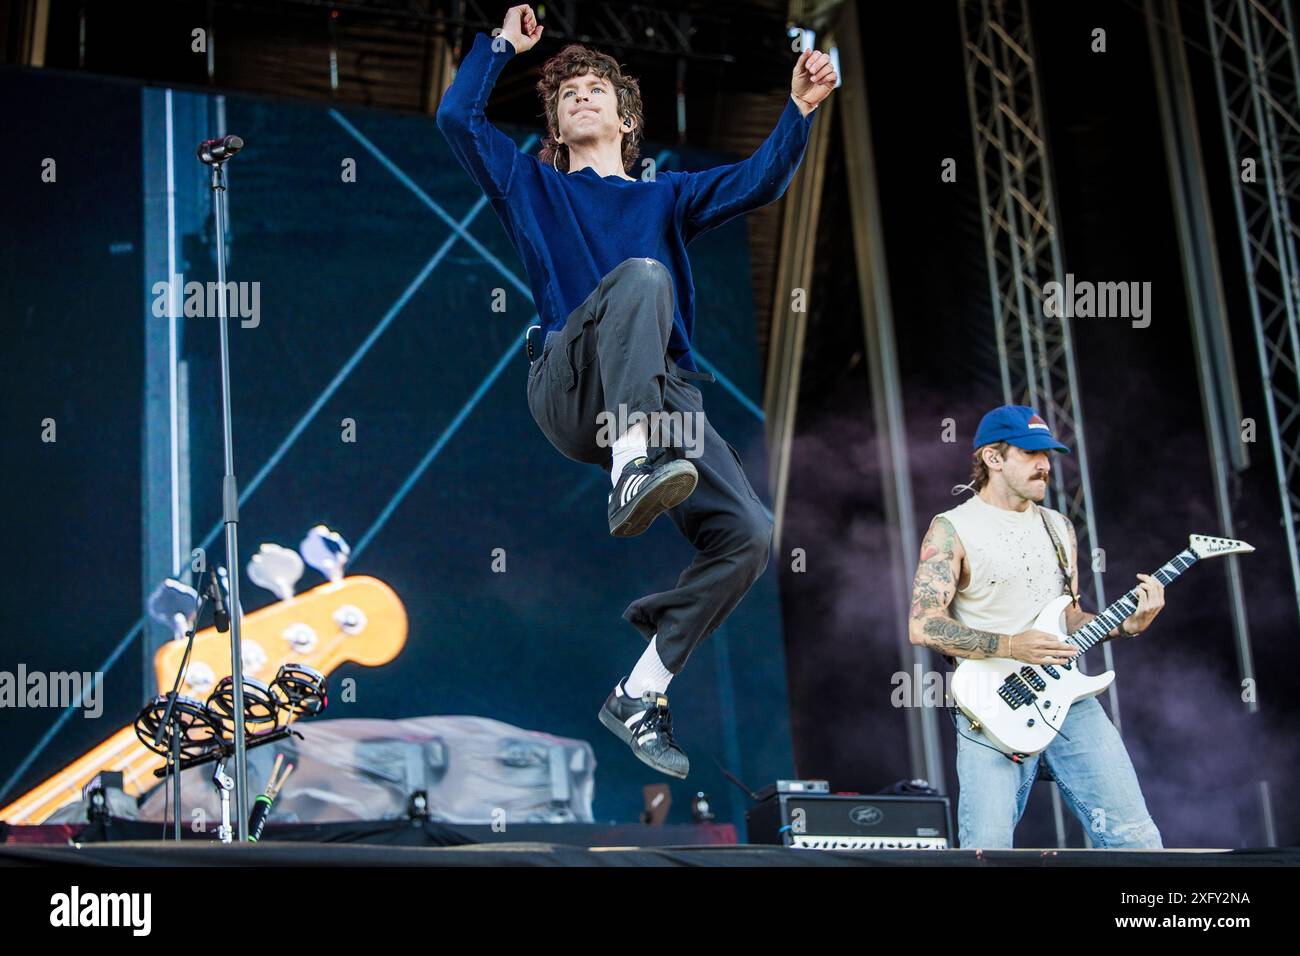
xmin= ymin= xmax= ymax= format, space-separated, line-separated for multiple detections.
xmin=1029 ymin=696 xmax=1071 ymax=743
xmin=947 ymin=690 xmax=1071 ymax=768
xmin=161 ymin=747 xmax=171 ymax=840
xmin=706 ymin=749 xmax=760 ymax=803
xmin=947 ymin=705 xmax=1016 ymax=760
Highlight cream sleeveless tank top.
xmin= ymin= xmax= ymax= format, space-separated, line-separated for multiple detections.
xmin=936 ymin=494 xmax=1073 ymax=635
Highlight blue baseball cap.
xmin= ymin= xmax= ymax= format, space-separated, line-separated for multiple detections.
xmin=972 ymin=405 xmax=1071 ymax=454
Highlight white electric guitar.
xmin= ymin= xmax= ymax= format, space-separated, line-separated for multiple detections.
xmin=949 ymin=533 xmax=1254 ymax=756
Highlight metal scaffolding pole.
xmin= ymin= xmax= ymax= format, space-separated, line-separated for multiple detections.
xmin=958 ymin=0 xmax=1116 ymax=847
xmin=837 ymin=0 xmax=946 ymax=793
xmin=1148 ymin=0 xmax=1274 ymax=847
xmin=764 ymin=0 xmax=944 ymax=793
xmin=766 ymin=13 xmax=836 ymax=552
xmin=1205 ymin=0 xmax=1300 ymax=634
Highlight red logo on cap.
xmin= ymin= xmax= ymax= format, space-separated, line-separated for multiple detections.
xmin=1027 ymin=413 xmax=1049 ymax=430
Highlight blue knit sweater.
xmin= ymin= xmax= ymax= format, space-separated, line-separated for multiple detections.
xmin=435 ymin=31 xmax=816 ymax=372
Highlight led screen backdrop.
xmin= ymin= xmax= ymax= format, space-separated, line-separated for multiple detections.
xmin=0 ymin=68 xmax=793 ymax=830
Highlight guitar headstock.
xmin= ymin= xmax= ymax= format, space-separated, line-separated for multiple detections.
xmin=153 ymin=574 xmax=408 ymax=696
xmin=1188 ymin=534 xmax=1255 ymax=559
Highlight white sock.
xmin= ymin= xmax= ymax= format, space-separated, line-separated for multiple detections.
xmin=610 ymin=420 xmax=649 ymax=487
xmin=623 ymin=634 xmax=674 ymax=697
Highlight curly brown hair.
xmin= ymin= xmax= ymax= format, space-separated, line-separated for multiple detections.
xmin=535 ymin=43 xmax=644 ymax=174
xmin=969 ymin=441 xmax=1010 ymax=492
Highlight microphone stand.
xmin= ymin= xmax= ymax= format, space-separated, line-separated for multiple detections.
xmin=153 ymin=569 xmax=213 ymax=841
xmin=198 ymin=134 xmax=250 ymax=841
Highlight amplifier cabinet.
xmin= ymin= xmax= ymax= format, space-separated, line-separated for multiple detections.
xmin=746 ymin=793 xmax=953 ymax=849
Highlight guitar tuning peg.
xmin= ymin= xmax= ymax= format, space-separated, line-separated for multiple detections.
xmin=147 ymin=578 xmax=200 ymax=640
xmin=299 ymin=525 xmax=351 ymax=583
xmin=247 ymin=543 xmax=305 ymax=601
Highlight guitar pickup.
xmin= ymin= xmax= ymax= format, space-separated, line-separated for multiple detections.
xmin=1041 ymin=664 xmax=1060 ymax=679
xmin=998 ymin=673 xmax=1037 ymax=709
xmin=1019 ymin=667 xmax=1047 ymax=692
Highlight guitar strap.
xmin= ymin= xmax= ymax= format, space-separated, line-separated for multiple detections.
xmin=1035 ymin=504 xmax=1079 ymax=608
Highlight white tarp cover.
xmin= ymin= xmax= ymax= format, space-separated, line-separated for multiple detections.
xmin=49 ymin=715 xmax=596 ymax=825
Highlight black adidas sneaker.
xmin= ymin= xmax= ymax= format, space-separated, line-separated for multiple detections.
xmin=608 ymin=453 xmax=698 ymax=537
xmin=597 ymin=679 xmax=690 ymax=779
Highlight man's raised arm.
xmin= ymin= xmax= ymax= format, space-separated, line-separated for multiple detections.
xmin=674 ymin=49 xmax=836 ymax=243
xmin=673 ymin=99 xmax=812 ymax=243
xmin=435 ymin=6 xmax=543 ymax=200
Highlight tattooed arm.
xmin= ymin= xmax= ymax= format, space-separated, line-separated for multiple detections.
xmin=908 ymin=516 xmax=1080 ymax=666
xmin=907 ymin=517 xmax=1006 ymax=659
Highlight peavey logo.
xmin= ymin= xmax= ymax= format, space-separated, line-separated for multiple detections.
xmin=50 ymin=886 xmax=151 ymax=935
xmin=850 ymin=805 xmax=883 ymax=827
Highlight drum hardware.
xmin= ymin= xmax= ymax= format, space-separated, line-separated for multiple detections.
xmin=137 ymin=563 xmax=227 ymax=842
xmin=136 ymin=659 xmax=328 ymax=844
xmin=270 ymin=663 xmax=328 ymax=720
xmin=213 ymin=759 xmax=235 ymax=843
xmin=208 ymin=676 xmax=280 ymax=735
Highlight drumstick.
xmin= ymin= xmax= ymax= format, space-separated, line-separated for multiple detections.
xmin=269 ymin=763 xmax=294 ymax=799
xmin=265 ymin=753 xmax=285 ymax=796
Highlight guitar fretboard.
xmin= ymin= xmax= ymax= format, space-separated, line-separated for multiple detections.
xmin=1067 ymin=549 xmax=1198 ymax=652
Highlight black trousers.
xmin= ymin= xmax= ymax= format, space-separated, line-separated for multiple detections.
xmin=525 ymin=257 xmax=773 ymax=674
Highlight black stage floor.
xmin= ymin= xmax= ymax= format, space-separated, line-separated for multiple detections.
xmin=1 ymin=841 xmax=1293 ymax=867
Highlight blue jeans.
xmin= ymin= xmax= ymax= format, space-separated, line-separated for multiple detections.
xmin=955 ymin=695 xmax=1163 ymax=848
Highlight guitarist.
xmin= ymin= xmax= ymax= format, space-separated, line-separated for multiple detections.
xmin=908 ymin=405 xmax=1166 ymax=848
